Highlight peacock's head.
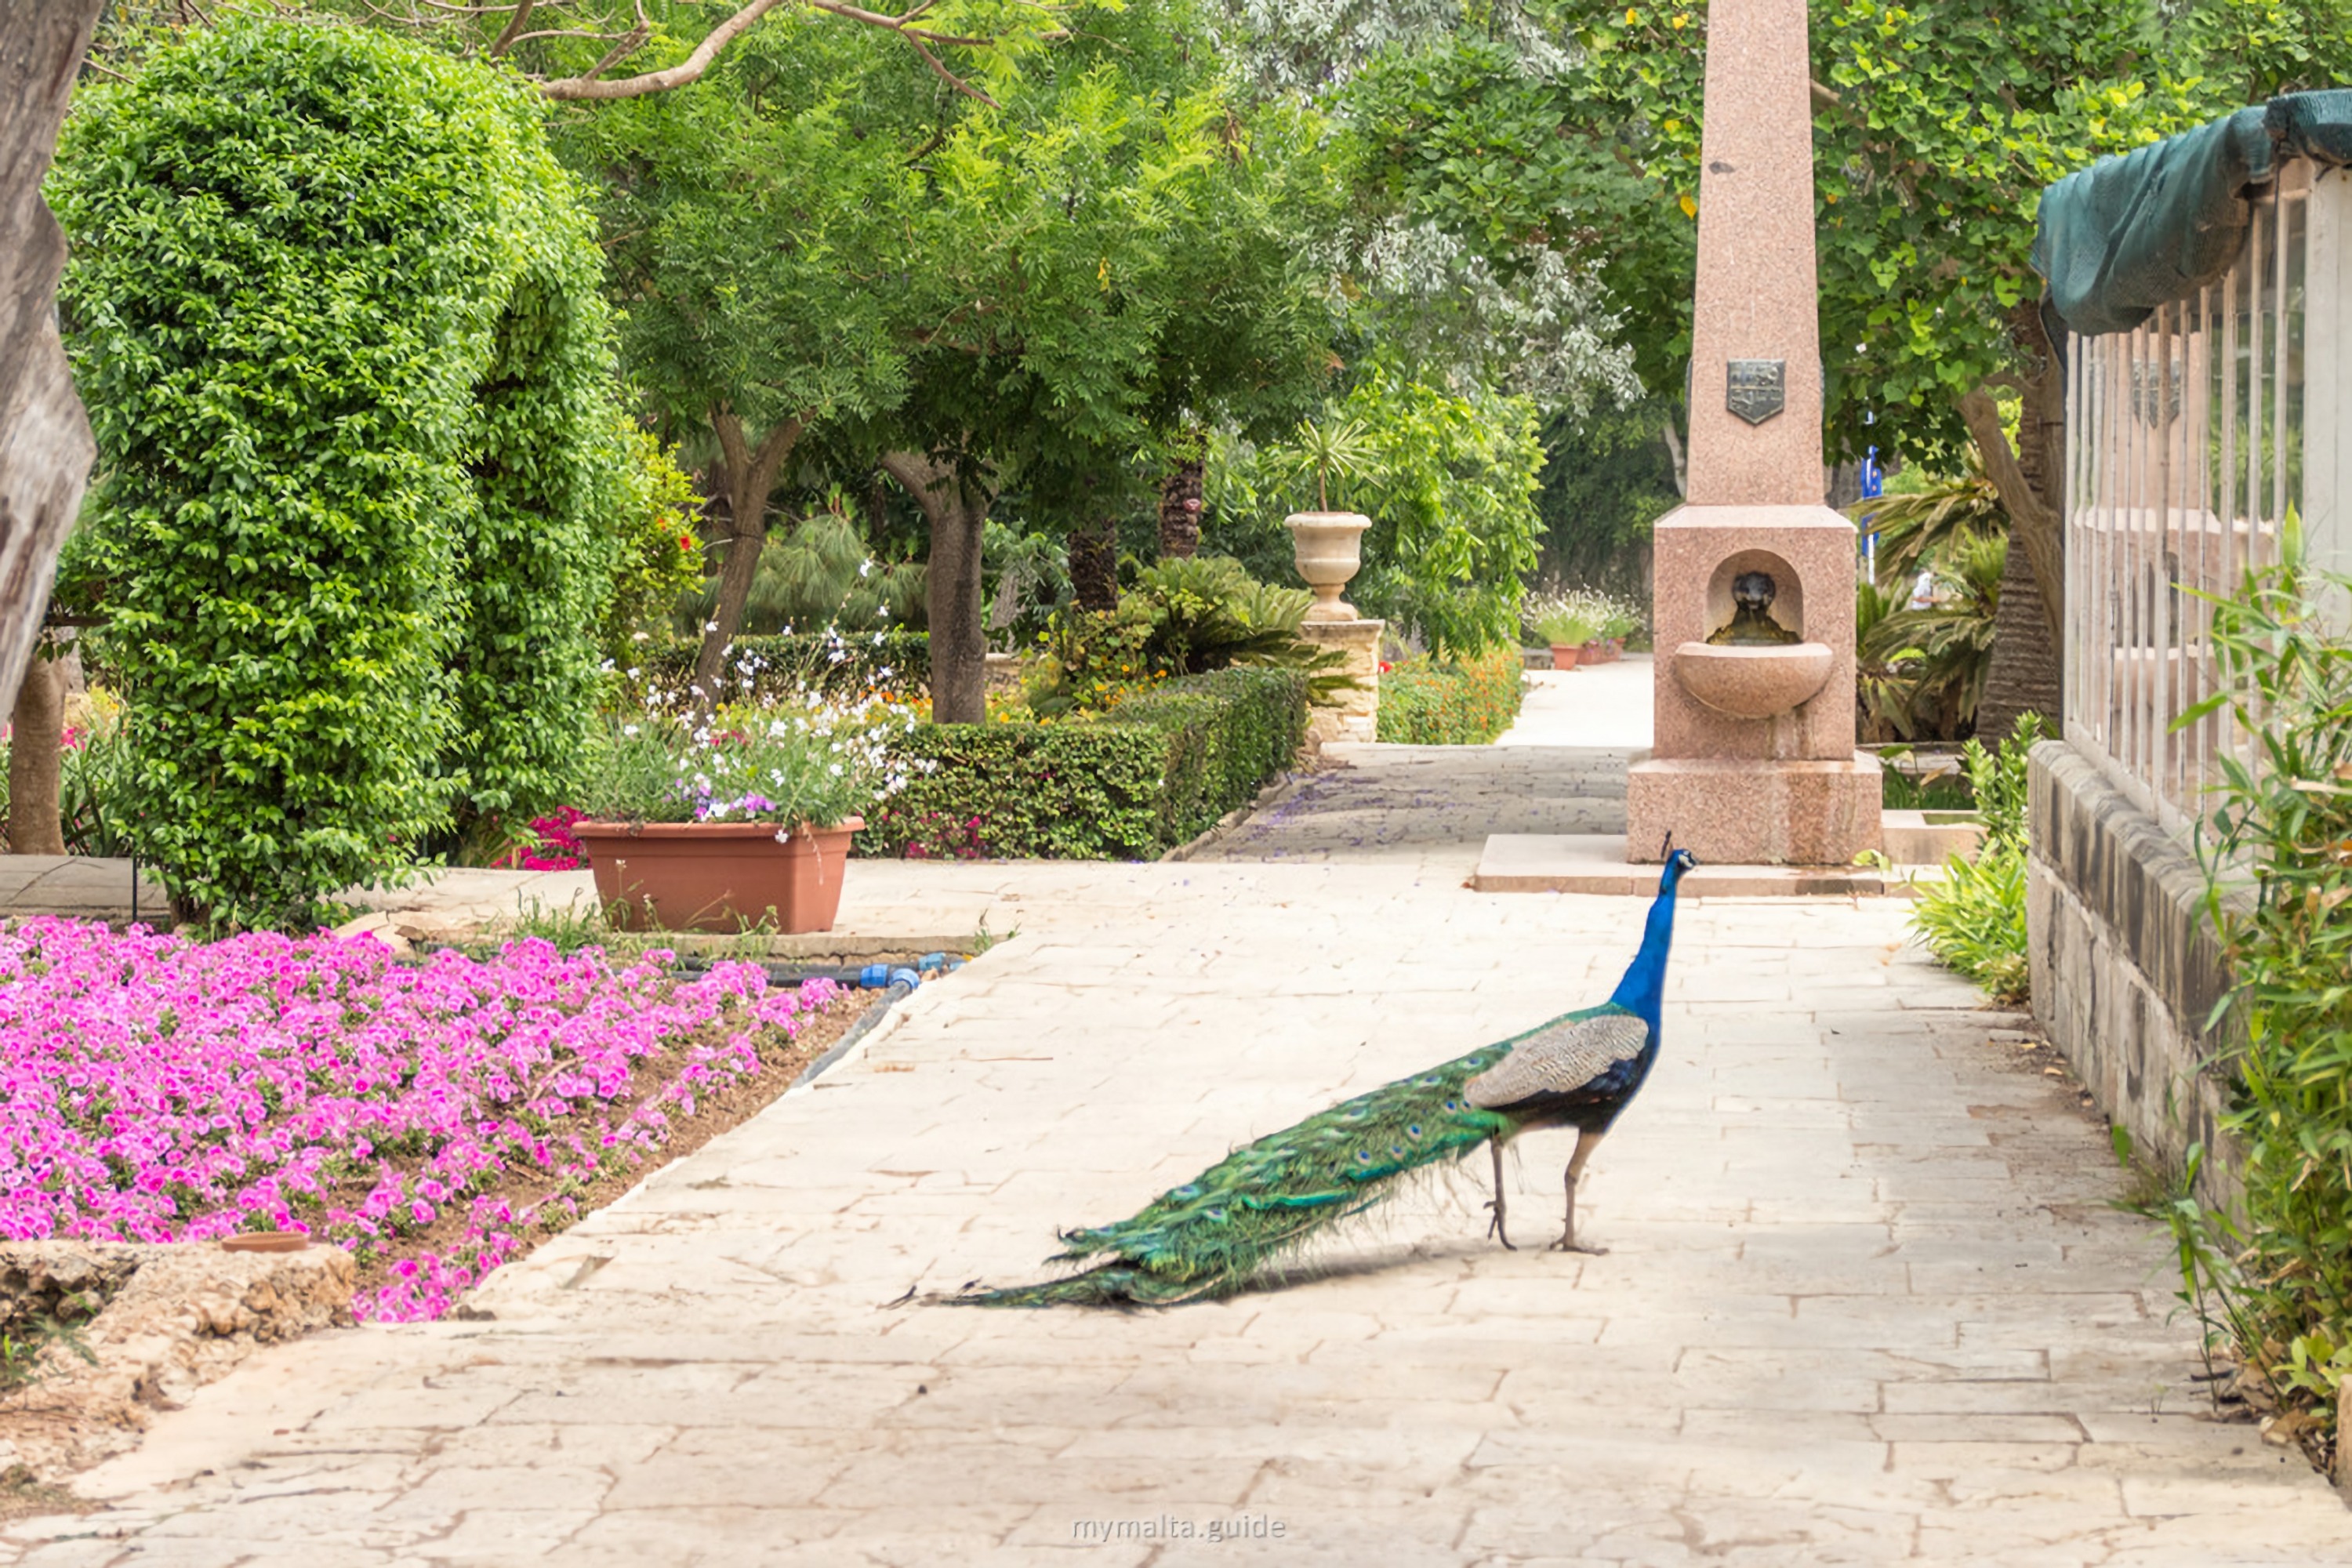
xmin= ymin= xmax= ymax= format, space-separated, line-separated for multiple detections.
xmin=1658 ymin=833 xmax=1698 ymax=887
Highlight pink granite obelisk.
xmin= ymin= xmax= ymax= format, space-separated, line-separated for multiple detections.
xmin=1624 ymin=0 xmax=1882 ymax=865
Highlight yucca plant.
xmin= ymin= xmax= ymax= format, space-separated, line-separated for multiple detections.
xmin=1291 ymin=415 xmax=1376 ymax=513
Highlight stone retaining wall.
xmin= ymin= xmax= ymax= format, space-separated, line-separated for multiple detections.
xmin=2025 ymin=739 xmax=2240 ymax=1197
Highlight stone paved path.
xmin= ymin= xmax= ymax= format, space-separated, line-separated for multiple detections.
xmin=1496 ymin=657 xmax=1654 ymax=750
xmin=7 ymin=754 xmax=2350 ymax=1564
xmin=1189 ymin=746 xmax=1632 ymax=870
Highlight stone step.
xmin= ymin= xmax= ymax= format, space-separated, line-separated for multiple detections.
xmin=1472 ymin=833 xmax=1897 ymax=897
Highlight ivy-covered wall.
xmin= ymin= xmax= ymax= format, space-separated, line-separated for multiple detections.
xmin=52 ymin=18 xmax=626 ymax=924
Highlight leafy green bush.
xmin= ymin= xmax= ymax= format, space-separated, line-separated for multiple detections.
xmin=1376 ymin=648 xmax=1525 ymax=745
xmin=1026 ymin=557 xmax=1340 ymax=717
xmin=2168 ymin=528 xmax=2352 ymax=1458
xmin=1909 ymin=713 xmax=2042 ymax=1000
xmin=858 ymin=668 xmax=1308 ymax=859
xmin=52 ymin=18 xmax=626 ymax=926
xmin=601 ymin=424 xmax=707 ymax=662
xmin=1203 ymin=365 xmax=1544 ymax=655
xmin=623 ymin=630 xmax=931 ymax=710
xmin=1878 ymin=757 xmax=1974 ymax=811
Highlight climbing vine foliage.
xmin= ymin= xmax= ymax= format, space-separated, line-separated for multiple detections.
xmin=52 ymin=18 xmax=626 ymax=927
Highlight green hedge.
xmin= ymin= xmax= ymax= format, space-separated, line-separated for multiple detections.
xmin=858 ymin=668 xmax=1307 ymax=859
xmin=622 ymin=630 xmax=930 ymax=708
xmin=1376 ymin=648 xmax=1525 ymax=744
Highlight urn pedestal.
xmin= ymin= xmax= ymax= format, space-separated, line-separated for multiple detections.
xmin=1287 ymin=511 xmax=1381 ymax=745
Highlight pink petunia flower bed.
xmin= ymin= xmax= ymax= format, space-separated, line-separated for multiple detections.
xmin=0 ymin=918 xmax=845 ymax=1322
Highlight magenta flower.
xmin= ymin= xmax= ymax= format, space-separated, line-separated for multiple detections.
xmin=0 ymin=919 xmax=839 ymax=1323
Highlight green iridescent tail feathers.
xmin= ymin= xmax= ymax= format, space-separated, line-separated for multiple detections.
xmin=951 ymin=1022 xmax=1599 ymax=1308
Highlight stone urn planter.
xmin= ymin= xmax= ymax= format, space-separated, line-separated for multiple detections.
xmin=572 ymin=818 xmax=862 ymax=934
xmin=1548 ymin=643 xmax=1583 ymax=671
xmin=1286 ymin=512 xmax=1373 ymax=622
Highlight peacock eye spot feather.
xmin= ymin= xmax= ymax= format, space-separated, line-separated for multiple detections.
xmin=1406 ymin=1124 xmax=1421 ymax=1138
xmin=1355 ymin=1150 xmax=1370 ymax=1163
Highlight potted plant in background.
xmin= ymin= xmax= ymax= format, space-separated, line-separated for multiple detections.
xmin=1529 ymin=595 xmax=1602 ymax=671
xmin=1285 ymin=414 xmax=1377 ymax=621
xmin=1602 ymin=601 xmax=1643 ymax=662
xmin=572 ymin=707 xmax=910 ymax=933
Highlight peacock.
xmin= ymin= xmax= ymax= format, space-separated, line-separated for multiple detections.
xmin=958 ymin=845 xmax=1698 ymax=1307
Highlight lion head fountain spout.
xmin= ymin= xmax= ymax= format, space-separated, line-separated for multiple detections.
xmin=1706 ymin=572 xmax=1802 ymax=646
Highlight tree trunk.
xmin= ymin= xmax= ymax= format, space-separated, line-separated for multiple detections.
xmin=690 ymin=408 xmax=803 ymax=699
xmin=0 ymin=2 xmax=105 ymax=720
xmin=1068 ymin=514 xmax=1118 ymax=612
xmin=1156 ymin=458 xmax=1203 ymax=559
xmin=880 ymin=451 xmax=993 ymax=724
xmin=1976 ymin=535 xmax=2063 ymax=746
xmin=1959 ymin=305 xmax=2069 ymax=743
xmin=1961 ymin=301 xmax=2069 ymax=654
xmin=6 ymin=650 xmax=66 ymax=855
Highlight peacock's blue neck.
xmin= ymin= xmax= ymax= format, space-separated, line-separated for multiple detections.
xmin=1606 ymin=862 xmax=1686 ymax=1036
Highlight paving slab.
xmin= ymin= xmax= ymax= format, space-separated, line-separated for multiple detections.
xmin=5 ymin=846 xmax=2346 ymax=1565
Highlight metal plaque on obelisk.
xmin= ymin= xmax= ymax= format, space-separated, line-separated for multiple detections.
xmin=1624 ymin=0 xmax=1881 ymax=866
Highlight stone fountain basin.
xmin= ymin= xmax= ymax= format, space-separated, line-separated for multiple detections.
xmin=1672 ymin=641 xmax=1835 ymax=719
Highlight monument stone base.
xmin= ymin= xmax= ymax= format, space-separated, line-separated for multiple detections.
xmin=1627 ymin=753 xmax=1883 ymax=866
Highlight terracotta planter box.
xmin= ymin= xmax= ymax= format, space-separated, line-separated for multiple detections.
xmin=1580 ymin=639 xmax=1613 ymax=665
xmin=1548 ymin=643 xmax=1582 ymax=671
xmin=572 ymin=818 xmax=862 ymax=935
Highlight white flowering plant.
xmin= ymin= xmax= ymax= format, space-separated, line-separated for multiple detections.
xmin=581 ymin=698 xmax=922 ymax=831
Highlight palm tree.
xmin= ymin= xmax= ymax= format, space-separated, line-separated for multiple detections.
xmin=1851 ymin=455 xmax=2005 ymax=590
xmin=1860 ymin=529 xmax=2005 ymax=740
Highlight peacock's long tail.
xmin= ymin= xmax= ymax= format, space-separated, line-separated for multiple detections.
xmin=956 ymin=1039 xmax=1522 ymax=1308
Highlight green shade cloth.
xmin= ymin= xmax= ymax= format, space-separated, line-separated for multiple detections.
xmin=2034 ymin=90 xmax=2352 ymax=339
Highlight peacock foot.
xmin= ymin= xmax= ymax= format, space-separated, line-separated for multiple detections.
xmin=1485 ymin=1203 xmax=1518 ymax=1251
xmin=1548 ymin=1236 xmax=1607 ymax=1255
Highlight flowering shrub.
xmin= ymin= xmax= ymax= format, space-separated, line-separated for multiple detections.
xmin=1377 ymin=648 xmax=1526 ymax=744
xmin=1523 ymin=586 xmax=1644 ymax=648
xmin=581 ymin=697 xmax=923 ymax=830
xmin=617 ymin=629 xmax=931 ymax=710
xmin=521 ymin=806 xmax=586 ymax=871
xmin=0 ymin=919 xmax=841 ymax=1322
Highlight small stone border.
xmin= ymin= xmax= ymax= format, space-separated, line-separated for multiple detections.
xmin=1160 ymin=773 xmax=1310 ymax=863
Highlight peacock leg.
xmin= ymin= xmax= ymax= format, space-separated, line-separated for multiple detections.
xmin=1485 ymin=1138 xmax=1516 ymax=1250
xmin=1549 ymin=1128 xmax=1610 ymax=1254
